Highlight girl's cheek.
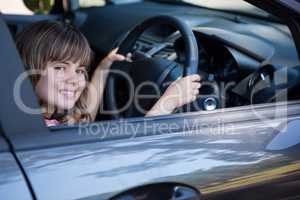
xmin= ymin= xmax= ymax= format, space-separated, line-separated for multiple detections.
xmin=54 ymin=71 xmax=66 ymax=80
xmin=75 ymin=80 xmax=86 ymax=99
xmin=46 ymin=68 xmax=60 ymax=82
xmin=35 ymin=75 xmax=54 ymax=103
xmin=78 ymin=79 xmax=87 ymax=90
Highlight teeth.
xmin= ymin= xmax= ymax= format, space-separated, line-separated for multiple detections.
xmin=60 ymin=90 xmax=75 ymax=98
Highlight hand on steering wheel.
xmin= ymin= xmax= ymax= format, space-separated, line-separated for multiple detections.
xmin=146 ymin=74 xmax=201 ymax=116
xmin=99 ymin=48 xmax=132 ymax=70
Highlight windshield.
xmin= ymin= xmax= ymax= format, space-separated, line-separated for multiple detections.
xmin=149 ymin=0 xmax=275 ymax=20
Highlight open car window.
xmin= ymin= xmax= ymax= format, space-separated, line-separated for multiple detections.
xmin=1 ymin=0 xmax=300 ymax=131
xmin=79 ymin=0 xmax=106 ymax=8
xmin=0 ymin=0 xmax=33 ymax=15
xmin=182 ymin=0 xmax=275 ymax=18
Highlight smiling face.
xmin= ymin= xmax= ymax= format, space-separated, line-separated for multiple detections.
xmin=16 ymin=20 xmax=93 ymax=122
xmin=35 ymin=61 xmax=87 ymax=111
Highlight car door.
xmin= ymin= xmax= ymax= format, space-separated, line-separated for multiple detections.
xmin=1 ymin=2 xmax=300 ymax=200
xmin=5 ymin=103 xmax=300 ymax=200
xmin=0 ymin=133 xmax=33 ymax=200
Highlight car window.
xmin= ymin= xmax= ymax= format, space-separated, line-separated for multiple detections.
xmin=0 ymin=0 xmax=33 ymax=15
xmin=79 ymin=0 xmax=106 ymax=8
xmin=183 ymin=0 xmax=271 ymax=18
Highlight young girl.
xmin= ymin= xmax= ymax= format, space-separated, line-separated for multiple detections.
xmin=16 ymin=20 xmax=201 ymax=126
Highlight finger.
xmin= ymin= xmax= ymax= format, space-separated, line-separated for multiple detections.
xmin=117 ymin=54 xmax=126 ymax=59
xmin=192 ymin=82 xmax=201 ymax=89
xmin=110 ymin=54 xmax=126 ymax=61
xmin=189 ymin=74 xmax=201 ymax=81
xmin=186 ymin=95 xmax=196 ymax=103
xmin=193 ymin=89 xmax=199 ymax=95
xmin=110 ymin=47 xmax=119 ymax=55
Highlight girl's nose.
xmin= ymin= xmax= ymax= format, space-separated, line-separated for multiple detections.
xmin=65 ymin=70 xmax=78 ymax=84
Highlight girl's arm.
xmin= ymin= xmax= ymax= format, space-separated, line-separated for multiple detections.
xmin=86 ymin=48 xmax=131 ymax=121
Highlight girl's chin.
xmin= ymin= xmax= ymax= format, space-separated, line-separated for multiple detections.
xmin=56 ymin=101 xmax=76 ymax=110
xmin=55 ymin=94 xmax=80 ymax=109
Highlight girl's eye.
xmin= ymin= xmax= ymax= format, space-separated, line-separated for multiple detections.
xmin=54 ymin=66 xmax=66 ymax=71
xmin=76 ymin=69 xmax=87 ymax=75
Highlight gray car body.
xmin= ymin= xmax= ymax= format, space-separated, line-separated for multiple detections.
xmin=0 ymin=136 xmax=32 ymax=200
xmin=17 ymin=104 xmax=300 ymax=199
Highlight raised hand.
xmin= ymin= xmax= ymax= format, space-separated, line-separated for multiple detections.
xmin=98 ymin=47 xmax=132 ymax=70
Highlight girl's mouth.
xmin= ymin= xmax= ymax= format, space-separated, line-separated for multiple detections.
xmin=59 ymin=90 xmax=76 ymax=98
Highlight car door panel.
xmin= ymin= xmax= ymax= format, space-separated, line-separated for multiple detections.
xmin=16 ymin=112 xmax=300 ymax=200
xmin=0 ymin=135 xmax=33 ymax=200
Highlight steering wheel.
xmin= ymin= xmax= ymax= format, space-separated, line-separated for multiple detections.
xmin=105 ymin=15 xmax=199 ymax=119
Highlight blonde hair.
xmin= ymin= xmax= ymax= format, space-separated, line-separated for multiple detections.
xmin=16 ymin=20 xmax=93 ymax=124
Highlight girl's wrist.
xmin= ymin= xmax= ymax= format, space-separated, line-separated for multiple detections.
xmin=97 ymin=59 xmax=112 ymax=71
xmin=159 ymin=95 xmax=177 ymax=113
xmin=146 ymin=96 xmax=176 ymax=117
xmin=93 ymin=63 xmax=110 ymax=80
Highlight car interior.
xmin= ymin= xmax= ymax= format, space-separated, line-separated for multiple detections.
xmin=2 ymin=0 xmax=300 ymax=124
